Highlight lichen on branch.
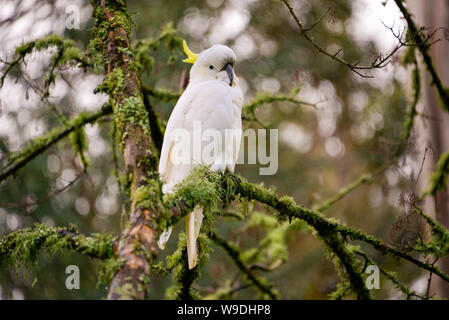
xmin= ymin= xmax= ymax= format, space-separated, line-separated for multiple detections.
xmin=0 ymin=223 xmax=115 ymax=277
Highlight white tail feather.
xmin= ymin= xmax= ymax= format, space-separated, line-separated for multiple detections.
xmin=186 ymin=205 xmax=203 ymax=269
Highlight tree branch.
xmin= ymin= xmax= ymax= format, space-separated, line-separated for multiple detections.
xmin=90 ymin=0 xmax=165 ymax=300
xmin=393 ymin=0 xmax=449 ymax=112
xmin=0 ymin=34 xmax=89 ymax=89
xmin=210 ymin=231 xmax=278 ymax=299
xmin=164 ymin=168 xmax=449 ymax=292
xmin=141 ymin=85 xmax=165 ymax=153
xmin=313 ymin=174 xmax=374 ymax=213
xmin=0 ymin=224 xmax=115 ymax=273
xmin=0 ymin=104 xmax=112 ymax=183
xmin=281 ymin=0 xmax=441 ymax=79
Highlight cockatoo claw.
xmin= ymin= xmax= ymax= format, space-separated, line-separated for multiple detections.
xmin=231 ymin=174 xmax=241 ymax=195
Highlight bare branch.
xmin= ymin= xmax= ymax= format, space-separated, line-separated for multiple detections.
xmin=393 ymin=0 xmax=449 ymax=112
xmin=281 ymin=0 xmax=442 ymax=78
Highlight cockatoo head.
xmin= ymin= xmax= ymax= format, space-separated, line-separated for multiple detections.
xmin=182 ymin=40 xmax=237 ymax=87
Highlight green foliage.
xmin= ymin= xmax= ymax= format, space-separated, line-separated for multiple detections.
xmin=118 ymin=95 xmax=151 ymax=135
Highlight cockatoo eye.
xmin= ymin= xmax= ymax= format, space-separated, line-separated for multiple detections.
xmin=209 ymin=65 xmax=214 ymax=70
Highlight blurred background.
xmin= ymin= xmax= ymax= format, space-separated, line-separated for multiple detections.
xmin=0 ymin=0 xmax=448 ymax=299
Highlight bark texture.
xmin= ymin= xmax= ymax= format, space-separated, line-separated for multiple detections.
xmin=91 ymin=0 xmax=161 ymax=300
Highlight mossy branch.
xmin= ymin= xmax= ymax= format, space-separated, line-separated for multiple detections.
xmin=0 ymin=104 xmax=112 ymax=183
xmin=336 ymin=222 xmax=449 ymax=283
xmin=243 ymin=87 xmax=315 ymax=115
xmin=400 ymin=50 xmax=421 ymax=143
xmin=210 ymin=231 xmax=278 ymax=299
xmin=163 ymin=168 xmax=371 ymax=298
xmin=393 ymin=0 xmax=449 ymax=112
xmin=142 ymin=84 xmax=182 ymax=103
xmin=242 ymin=86 xmax=316 ymax=127
xmin=0 ymin=34 xmax=89 ymax=93
xmin=165 ymin=232 xmax=209 ymax=300
xmin=427 ymin=151 xmax=449 ymax=196
xmin=163 ymin=168 xmax=449 ymax=294
xmin=133 ymin=22 xmax=184 ymax=74
xmin=353 ymin=249 xmax=423 ymax=299
xmin=413 ymin=205 xmax=449 ymax=258
xmin=313 ymin=174 xmax=374 ymax=213
xmin=0 ymin=224 xmax=115 ymax=275
xmin=90 ymin=0 xmax=166 ymax=300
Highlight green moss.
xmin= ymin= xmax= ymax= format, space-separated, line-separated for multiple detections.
xmin=97 ymin=68 xmax=125 ymax=96
xmin=151 ymin=261 xmax=170 ymax=276
xmin=413 ymin=206 xmax=449 ymax=257
xmin=117 ymin=95 xmax=151 ymax=135
xmin=165 ymin=232 xmax=209 ymax=300
xmin=210 ymin=231 xmax=278 ymax=299
xmin=1 ymin=35 xmax=88 ymax=87
xmin=88 ymin=0 xmax=135 ymax=72
xmin=133 ymin=22 xmax=184 ymax=73
xmin=134 ymin=181 xmax=161 ymax=209
xmin=428 ymin=151 xmax=449 ymax=196
xmin=163 ymin=167 xmax=225 ymax=229
xmin=96 ymin=68 xmax=151 ymax=151
xmin=401 ymin=58 xmax=421 ymax=142
xmin=70 ymin=125 xmax=90 ymax=168
xmin=0 ymin=224 xmax=115 ymax=279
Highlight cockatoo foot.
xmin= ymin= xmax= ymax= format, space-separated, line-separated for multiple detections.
xmin=231 ymin=174 xmax=241 ymax=194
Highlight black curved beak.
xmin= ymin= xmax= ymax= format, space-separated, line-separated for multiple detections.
xmin=221 ymin=63 xmax=234 ymax=86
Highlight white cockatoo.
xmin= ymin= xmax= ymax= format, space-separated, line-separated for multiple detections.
xmin=157 ymin=41 xmax=243 ymax=269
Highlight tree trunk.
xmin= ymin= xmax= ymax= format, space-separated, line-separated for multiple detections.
xmin=90 ymin=0 xmax=162 ymax=300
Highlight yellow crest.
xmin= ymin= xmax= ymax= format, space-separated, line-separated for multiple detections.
xmin=182 ymin=40 xmax=198 ymax=64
